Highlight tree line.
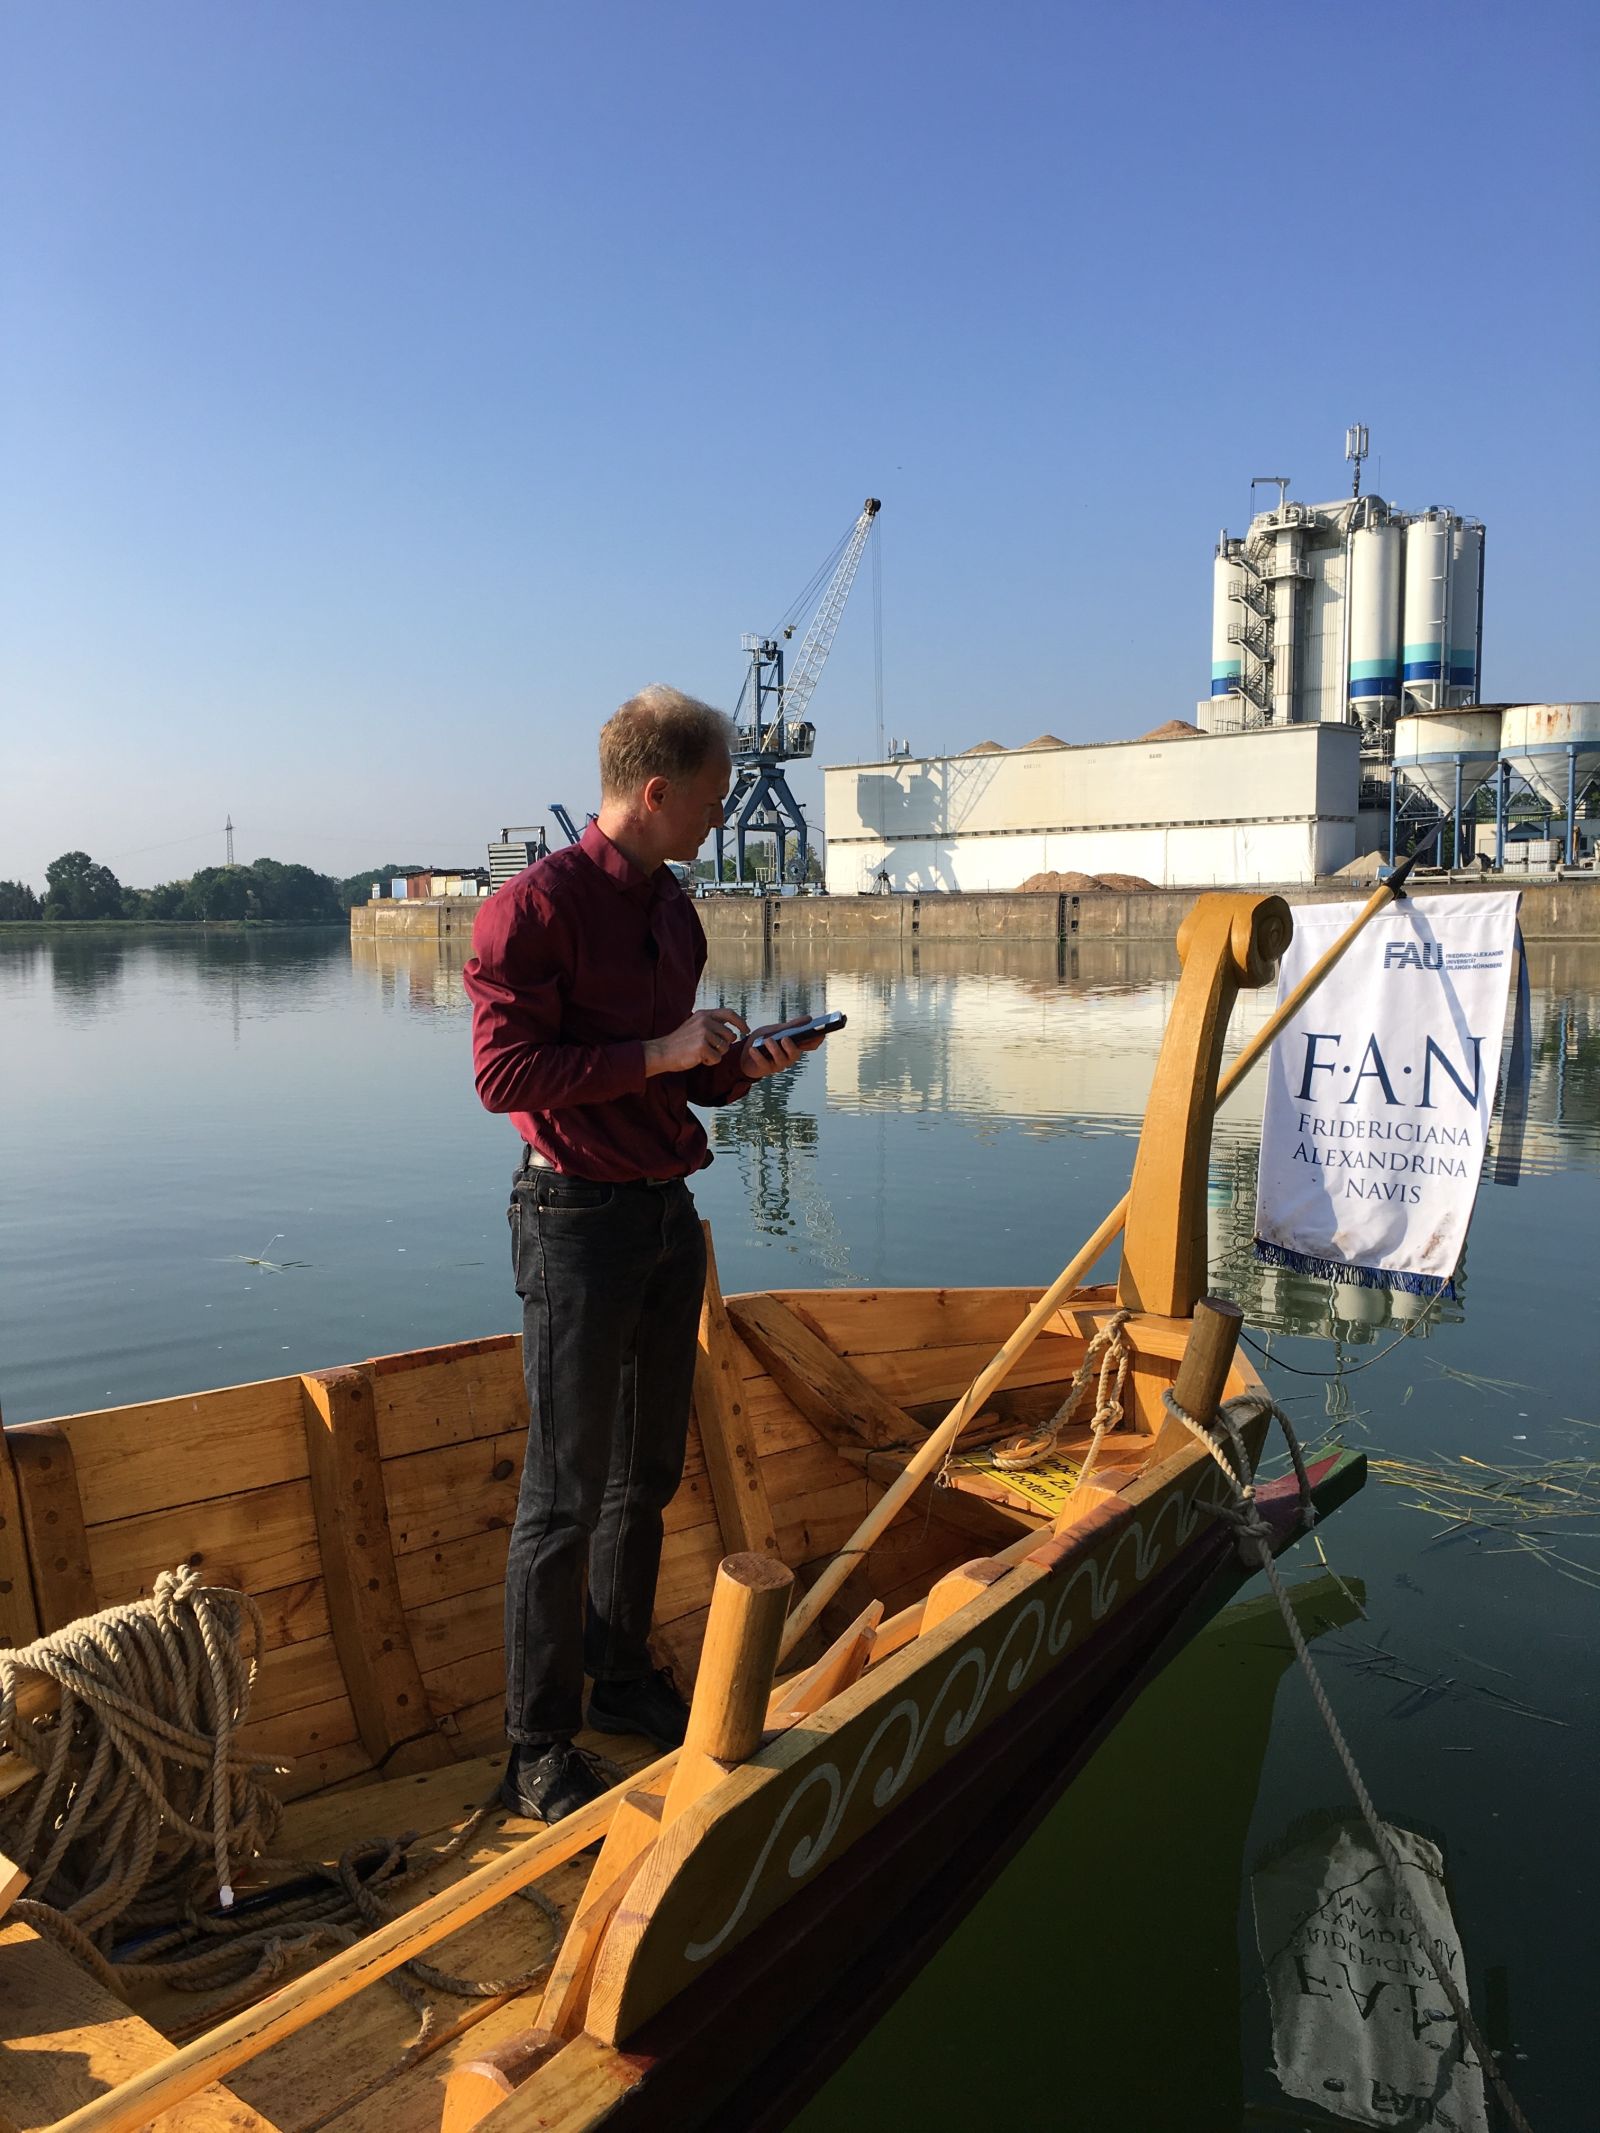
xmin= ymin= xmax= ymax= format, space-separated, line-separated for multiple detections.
xmin=0 ymin=852 xmax=419 ymax=924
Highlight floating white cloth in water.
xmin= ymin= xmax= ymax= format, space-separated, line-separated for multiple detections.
xmin=1253 ymin=892 xmax=1520 ymax=1294
xmin=1252 ymin=1817 xmax=1489 ymax=2133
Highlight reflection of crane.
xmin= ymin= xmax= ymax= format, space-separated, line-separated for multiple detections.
xmin=718 ymin=498 xmax=881 ymax=888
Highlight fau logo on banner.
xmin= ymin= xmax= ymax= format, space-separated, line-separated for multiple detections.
xmin=1253 ymin=893 xmax=1521 ymax=1294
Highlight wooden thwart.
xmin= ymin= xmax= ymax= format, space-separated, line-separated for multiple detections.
xmin=0 ymin=1917 xmax=277 ymax=2131
xmin=726 ymin=1292 xmax=918 ymax=1452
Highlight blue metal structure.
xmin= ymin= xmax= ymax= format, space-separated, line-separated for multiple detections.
xmin=717 ymin=499 xmax=881 ymax=887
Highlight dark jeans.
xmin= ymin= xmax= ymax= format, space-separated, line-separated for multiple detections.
xmin=503 ymin=1161 xmax=706 ymax=1744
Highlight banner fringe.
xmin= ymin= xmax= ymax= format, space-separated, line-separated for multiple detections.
xmin=1251 ymin=1239 xmax=1453 ymax=1299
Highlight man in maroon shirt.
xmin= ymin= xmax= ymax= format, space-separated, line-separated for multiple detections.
xmin=464 ymin=685 xmax=821 ymax=1822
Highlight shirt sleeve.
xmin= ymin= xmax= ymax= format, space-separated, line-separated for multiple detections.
xmin=685 ymin=1051 xmax=755 ymax=1108
xmin=464 ymin=887 xmax=646 ymax=1113
xmin=681 ymin=903 xmax=752 ymax=1107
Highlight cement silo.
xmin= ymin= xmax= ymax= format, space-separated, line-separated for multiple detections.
xmin=1347 ymin=520 xmax=1401 ymax=723
xmin=1394 ymin=707 xmax=1504 ymax=859
xmin=1500 ymin=703 xmax=1600 ymax=862
xmin=1211 ymin=547 xmax=1244 ymax=706
xmin=1402 ymin=513 xmax=1452 ymax=704
xmin=1449 ymin=523 xmax=1484 ymax=694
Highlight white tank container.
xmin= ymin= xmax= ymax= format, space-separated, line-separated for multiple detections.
xmin=1498 ymin=703 xmax=1600 ymax=814
xmin=1403 ymin=513 xmax=1452 ymax=695
xmin=1211 ymin=550 xmax=1244 ymax=703
xmin=1448 ymin=524 xmax=1483 ymax=695
xmin=1393 ymin=707 xmax=1504 ymax=812
xmin=1348 ymin=522 xmax=1401 ymax=709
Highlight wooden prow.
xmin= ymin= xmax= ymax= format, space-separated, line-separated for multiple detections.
xmin=1117 ymin=893 xmax=1291 ymax=1319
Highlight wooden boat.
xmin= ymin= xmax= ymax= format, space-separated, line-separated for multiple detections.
xmin=0 ymin=891 xmax=1367 ymax=2133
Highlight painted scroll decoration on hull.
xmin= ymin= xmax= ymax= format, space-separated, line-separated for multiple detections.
xmin=1253 ymin=893 xmax=1521 ymax=1295
xmin=678 ymin=1459 xmax=1233 ymax=1970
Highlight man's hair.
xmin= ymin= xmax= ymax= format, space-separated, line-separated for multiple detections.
xmin=598 ymin=686 xmax=734 ymax=799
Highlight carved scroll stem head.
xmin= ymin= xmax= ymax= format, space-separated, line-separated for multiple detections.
xmin=1175 ymin=893 xmax=1293 ymax=992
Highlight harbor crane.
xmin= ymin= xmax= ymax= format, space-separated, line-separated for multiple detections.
xmin=718 ymin=497 xmax=881 ymax=888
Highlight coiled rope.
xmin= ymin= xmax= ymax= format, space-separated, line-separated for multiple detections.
xmin=1165 ymin=1386 xmax=1534 ymax=2133
xmin=982 ymin=1308 xmax=1133 ymax=1479
xmin=0 ymin=1564 xmax=277 ymax=1936
xmin=0 ymin=1565 xmax=561 ymax=2040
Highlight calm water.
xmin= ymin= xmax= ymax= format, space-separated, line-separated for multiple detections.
xmin=2 ymin=924 xmax=1595 ymax=2128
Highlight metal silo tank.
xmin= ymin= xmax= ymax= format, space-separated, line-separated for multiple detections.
xmin=1347 ymin=522 xmax=1401 ymax=711
xmin=1499 ymin=703 xmax=1600 ymax=823
xmin=1402 ymin=513 xmax=1451 ymax=698
xmin=1448 ymin=524 xmax=1483 ymax=696
xmin=1392 ymin=707 xmax=1503 ymax=812
xmin=1211 ymin=549 xmax=1243 ymax=703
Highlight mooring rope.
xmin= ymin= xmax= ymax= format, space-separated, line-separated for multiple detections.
xmin=1165 ymin=1386 xmax=1534 ymax=2133
xmin=980 ymin=1307 xmax=1133 ymax=1479
xmin=0 ymin=1566 xmax=562 ymax=2039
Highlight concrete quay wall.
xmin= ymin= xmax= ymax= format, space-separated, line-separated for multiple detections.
xmin=350 ymin=878 xmax=1600 ymax=947
xmin=350 ymin=897 xmax=484 ymax=942
xmin=698 ymin=879 xmax=1600 ymax=947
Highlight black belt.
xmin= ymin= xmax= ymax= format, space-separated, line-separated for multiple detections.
xmin=521 ymin=1151 xmax=684 ymax=1190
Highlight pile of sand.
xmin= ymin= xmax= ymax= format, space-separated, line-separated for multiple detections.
xmin=1333 ymin=850 xmax=1389 ymax=881
xmin=1018 ymin=870 xmax=1159 ymax=894
xmin=959 ymin=739 xmax=1006 ymax=754
xmin=1020 ymin=870 xmax=1103 ymax=892
xmin=1018 ymin=732 xmax=1067 ymax=749
xmin=1140 ymin=718 xmax=1203 ymax=740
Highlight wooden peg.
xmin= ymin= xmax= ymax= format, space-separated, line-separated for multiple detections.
xmin=682 ymin=1553 xmax=794 ymax=1766
xmin=1152 ymin=1296 xmax=1244 ymax=1459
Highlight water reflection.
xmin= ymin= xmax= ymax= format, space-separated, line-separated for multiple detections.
xmin=792 ymin=1572 xmax=1368 ymax=2133
xmin=1252 ymin=1815 xmax=1490 ymax=2130
xmin=349 ymin=931 xmax=473 ymax=1015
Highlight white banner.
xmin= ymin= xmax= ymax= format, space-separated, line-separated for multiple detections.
xmin=1254 ymin=893 xmax=1520 ymax=1293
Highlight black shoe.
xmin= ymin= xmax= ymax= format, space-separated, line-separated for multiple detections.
xmin=587 ymin=1667 xmax=690 ymax=1749
xmin=500 ymin=1741 xmax=610 ymax=1823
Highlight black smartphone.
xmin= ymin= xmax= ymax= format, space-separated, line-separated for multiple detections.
xmin=749 ymin=1010 xmax=847 ymax=1053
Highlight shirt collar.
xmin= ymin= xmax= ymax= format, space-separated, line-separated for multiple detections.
xmin=580 ymin=818 xmax=681 ymax=907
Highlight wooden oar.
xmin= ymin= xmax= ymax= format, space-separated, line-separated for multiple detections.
xmin=779 ymin=854 xmax=1429 ymax=1657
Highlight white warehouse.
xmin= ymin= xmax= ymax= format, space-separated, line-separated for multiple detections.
xmin=822 ymin=723 xmax=1362 ymax=894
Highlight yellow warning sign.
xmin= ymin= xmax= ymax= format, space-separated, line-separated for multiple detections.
xmin=946 ymin=1449 xmax=1081 ymax=1517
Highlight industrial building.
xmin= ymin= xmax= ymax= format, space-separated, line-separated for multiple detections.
xmin=1199 ymin=431 xmax=1484 ymax=746
xmin=822 ymin=723 xmax=1362 ymax=894
xmin=1393 ymin=702 xmax=1600 ymax=866
xmin=822 ymin=434 xmax=1594 ymax=893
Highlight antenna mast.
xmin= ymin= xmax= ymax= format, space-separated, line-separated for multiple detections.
xmin=225 ymin=815 xmax=235 ymax=866
xmin=1345 ymin=423 xmax=1369 ymax=498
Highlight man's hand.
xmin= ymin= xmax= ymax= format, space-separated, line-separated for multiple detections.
xmin=738 ymin=1022 xmax=828 ymax=1081
xmin=643 ymin=1008 xmax=750 ymax=1078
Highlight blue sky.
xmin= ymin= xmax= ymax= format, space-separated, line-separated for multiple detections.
xmin=3 ymin=0 xmax=1596 ymax=889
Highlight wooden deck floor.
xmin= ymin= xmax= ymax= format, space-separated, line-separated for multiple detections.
xmin=123 ymin=1729 xmax=660 ymax=2133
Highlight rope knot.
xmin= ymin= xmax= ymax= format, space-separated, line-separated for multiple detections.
xmin=988 ymin=1308 xmax=1134 ymax=1478
xmin=153 ymin=1561 xmax=203 ymax=1616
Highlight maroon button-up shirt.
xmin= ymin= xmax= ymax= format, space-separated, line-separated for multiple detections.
xmin=463 ymin=820 xmax=750 ymax=1181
